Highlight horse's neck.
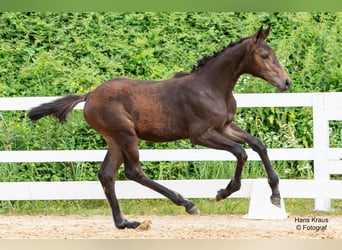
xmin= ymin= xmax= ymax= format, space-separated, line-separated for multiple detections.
xmin=197 ymin=40 xmax=249 ymax=95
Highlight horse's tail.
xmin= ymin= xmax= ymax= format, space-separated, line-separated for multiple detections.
xmin=28 ymin=93 xmax=88 ymax=123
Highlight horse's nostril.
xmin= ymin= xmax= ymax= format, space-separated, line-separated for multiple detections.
xmin=285 ymin=79 xmax=291 ymax=88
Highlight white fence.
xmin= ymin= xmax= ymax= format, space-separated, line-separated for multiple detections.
xmin=0 ymin=93 xmax=342 ymax=211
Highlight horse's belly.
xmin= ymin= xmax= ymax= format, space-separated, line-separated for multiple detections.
xmin=135 ymin=121 xmax=188 ymax=143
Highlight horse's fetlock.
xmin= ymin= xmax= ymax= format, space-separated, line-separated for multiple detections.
xmin=267 ymin=175 xmax=279 ymax=188
xmin=228 ymin=178 xmax=241 ymax=192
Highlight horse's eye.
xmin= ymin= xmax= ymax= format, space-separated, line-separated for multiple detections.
xmin=261 ymin=54 xmax=269 ymax=60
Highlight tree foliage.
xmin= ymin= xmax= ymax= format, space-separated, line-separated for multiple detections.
xmin=0 ymin=12 xmax=341 ymax=182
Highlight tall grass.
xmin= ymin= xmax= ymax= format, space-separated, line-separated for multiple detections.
xmin=1 ymin=199 xmax=342 ymax=216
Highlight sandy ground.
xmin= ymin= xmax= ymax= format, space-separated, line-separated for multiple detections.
xmin=1 ymin=214 xmax=341 ymax=239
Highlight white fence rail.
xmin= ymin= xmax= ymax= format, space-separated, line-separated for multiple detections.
xmin=0 ymin=93 xmax=341 ymax=211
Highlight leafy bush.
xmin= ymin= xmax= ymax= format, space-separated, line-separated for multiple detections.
xmin=0 ymin=12 xmax=341 ymax=183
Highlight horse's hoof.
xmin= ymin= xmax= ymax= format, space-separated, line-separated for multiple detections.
xmin=116 ymin=219 xmax=141 ymax=229
xmin=271 ymin=197 xmax=281 ymax=208
xmin=187 ymin=205 xmax=200 ymax=215
xmin=215 ymin=189 xmax=225 ymax=201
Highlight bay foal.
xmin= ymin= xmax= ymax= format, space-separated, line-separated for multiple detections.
xmin=28 ymin=26 xmax=291 ymax=229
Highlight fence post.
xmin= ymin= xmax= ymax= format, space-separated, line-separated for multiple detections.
xmin=313 ymin=93 xmax=331 ymax=211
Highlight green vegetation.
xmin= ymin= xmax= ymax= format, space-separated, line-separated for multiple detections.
xmin=2 ymin=199 xmax=342 ymax=216
xmin=0 ymin=12 xmax=341 ymax=215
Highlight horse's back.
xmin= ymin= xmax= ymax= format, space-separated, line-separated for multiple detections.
xmin=83 ymin=77 xmax=189 ymax=142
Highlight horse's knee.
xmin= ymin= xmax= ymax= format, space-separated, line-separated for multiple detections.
xmin=234 ymin=145 xmax=248 ymax=163
xmin=250 ymin=137 xmax=267 ymax=154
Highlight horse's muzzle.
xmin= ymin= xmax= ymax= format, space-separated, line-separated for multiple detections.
xmin=276 ymin=78 xmax=291 ymax=92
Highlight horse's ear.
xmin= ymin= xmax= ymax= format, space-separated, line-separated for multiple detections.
xmin=264 ymin=25 xmax=271 ymax=38
xmin=255 ymin=25 xmax=271 ymax=42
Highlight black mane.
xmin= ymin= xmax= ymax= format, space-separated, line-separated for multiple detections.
xmin=191 ymin=37 xmax=249 ymax=73
xmin=173 ymin=72 xmax=191 ymax=78
xmin=172 ymin=36 xmax=250 ymax=78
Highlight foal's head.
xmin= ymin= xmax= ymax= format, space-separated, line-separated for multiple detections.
xmin=246 ymin=26 xmax=291 ymax=92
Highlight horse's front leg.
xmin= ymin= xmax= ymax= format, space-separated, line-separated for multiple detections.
xmin=222 ymin=122 xmax=281 ymax=207
xmin=190 ymin=127 xmax=248 ymax=201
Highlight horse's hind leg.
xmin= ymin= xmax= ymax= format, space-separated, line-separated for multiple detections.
xmin=121 ymin=135 xmax=199 ymax=215
xmin=98 ymin=143 xmax=140 ymax=229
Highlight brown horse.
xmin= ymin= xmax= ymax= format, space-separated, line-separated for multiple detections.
xmin=28 ymin=26 xmax=291 ymax=229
